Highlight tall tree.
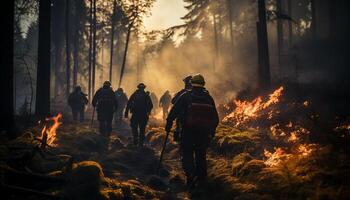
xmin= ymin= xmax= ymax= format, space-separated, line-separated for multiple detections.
xmin=257 ymin=0 xmax=271 ymax=88
xmin=213 ymin=13 xmax=219 ymax=72
xmin=287 ymin=0 xmax=292 ymax=45
xmin=52 ymin=0 xmax=65 ymax=97
xmin=311 ymin=0 xmax=316 ymax=39
xmin=65 ymin=0 xmax=71 ymax=95
xmin=276 ymin=0 xmax=283 ymax=75
xmin=73 ymin=0 xmax=80 ymax=89
xmin=109 ymin=0 xmax=117 ymax=83
xmin=118 ymin=22 xmax=133 ymax=88
xmin=92 ymin=0 xmax=97 ymax=96
xmin=0 ymin=0 xmax=14 ymax=134
xmin=35 ymin=0 xmax=51 ymax=119
xmin=88 ymin=0 xmax=93 ymax=100
xmin=226 ymin=0 xmax=234 ymax=63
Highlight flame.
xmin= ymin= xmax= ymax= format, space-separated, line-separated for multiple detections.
xmin=153 ymin=109 xmax=163 ymax=121
xmin=334 ymin=123 xmax=350 ymax=131
xmin=297 ymin=144 xmax=315 ymax=156
xmin=222 ymin=86 xmax=284 ymax=126
xmin=40 ymin=113 xmax=62 ymax=147
xmin=264 ymin=147 xmax=286 ymax=166
xmin=287 ymin=132 xmax=298 ymax=142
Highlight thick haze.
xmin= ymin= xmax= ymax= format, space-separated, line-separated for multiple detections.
xmin=143 ymin=0 xmax=186 ymax=31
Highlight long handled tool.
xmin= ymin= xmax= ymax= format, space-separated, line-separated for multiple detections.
xmin=157 ymin=131 xmax=170 ymax=174
xmin=90 ymin=106 xmax=95 ymax=128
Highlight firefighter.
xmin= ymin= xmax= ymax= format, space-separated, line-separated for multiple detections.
xmin=114 ymin=88 xmax=128 ymax=127
xmin=125 ymin=83 xmax=153 ymax=147
xmin=159 ymin=90 xmax=172 ymax=120
xmin=172 ymin=75 xmax=192 ymax=141
xmin=165 ymin=74 xmax=219 ymax=188
xmin=92 ymin=81 xmax=118 ymax=137
xmin=150 ymin=92 xmax=158 ymax=115
xmin=68 ymin=86 xmax=88 ymax=122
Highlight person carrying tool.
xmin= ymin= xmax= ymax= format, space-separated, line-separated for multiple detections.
xmin=125 ymin=83 xmax=153 ymax=147
xmin=92 ymin=81 xmax=118 ymax=137
xmin=165 ymin=74 xmax=219 ymax=189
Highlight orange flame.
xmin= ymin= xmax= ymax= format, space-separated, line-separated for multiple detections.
xmin=264 ymin=147 xmax=286 ymax=166
xmin=297 ymin=144 xmax=315 ymax=156
xmin=153 ymin=109 xmax=163 ymax=121
xmin=40 ymin=113 xmax=62 ymax=147
xmin=222 ymin=86 xmax=284 ymax=126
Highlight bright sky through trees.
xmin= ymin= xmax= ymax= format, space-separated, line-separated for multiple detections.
xmin=143 ymin=0 xmax=186 ymax=31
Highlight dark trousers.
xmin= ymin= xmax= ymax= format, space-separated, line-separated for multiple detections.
xmin=72 ymin=108 xmax=84 ymax=122
xmin=162 ymin=106 xmax=169 ymax=120
xmin=130 ymin=114 xmax=149 ymax=146
xmin=98 ymin=112 xmax=113 ymax=137
xmin=181 ymin=130 xmax=210 ymax=179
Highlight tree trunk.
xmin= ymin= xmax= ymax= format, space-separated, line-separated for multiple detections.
xmin=257 ymin=0 xmax=271 ymax=88
xmin=118 ymin=23 xmax=133 ymax=88
xmin=276 ymin=0 xmax=283 ymax=76
xmin=65 ymin=0 xmax=71 ymax=96
xmin=109 ymin=0 xmax=117 ymax=83
xmin=0 ymin=0 xmax=14 ymax=134
xmin=212 ymin=13 xmax=219 ymax=72
xmin=226 ymin=0 xmax=234 ymax=63
xmin=73 ymin=0 xmax=79 ymax=89
xmin=52 ymin=0 xmax=65 ymax=97
xmin=92 ymin=0 xmax=97 ymax=96
xmin=329 ymin=0 xmax=336 ymax=40
xmin=136 ymin=35 xmax=140 ymax=83
xmin=311 ymin=0 xmax=316 ymax=39
xmin=88 ymin=0 xmax=93 ymax=101
xmin=35 ymin=0 xmax=51 ymax=119
xmin=287 ymin=0 xmax=292 ymax=45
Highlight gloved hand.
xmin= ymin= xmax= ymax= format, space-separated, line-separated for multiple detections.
xmin=165 ymin=121 xmax=173 ymax=133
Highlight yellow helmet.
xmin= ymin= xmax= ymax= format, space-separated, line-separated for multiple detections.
xmin=191 ymin=74 xmax=205 ymax=87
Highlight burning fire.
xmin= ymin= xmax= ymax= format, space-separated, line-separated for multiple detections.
xmin=287 ymin=132 xmax=298 ymax=142
xmin=264 ymin=144 xmax=315 ymax=166
xmin=40 ymin=113 xmax=62 ymax=147
xmin=153 ymin=109 xmax=164 ymax=121
xmin=222 ymin=86 xmax=284 ymax=126
xmin=297 ymin=144 xmax=315 ymax=156
xmin=334 ymin=123 xmax=350 ymax=131
xmin=264 ymin=147 xmax=286 ymax=166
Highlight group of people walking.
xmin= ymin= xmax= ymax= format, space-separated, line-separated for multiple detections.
xmin=68 ymin=73 xmax=219 ymax=189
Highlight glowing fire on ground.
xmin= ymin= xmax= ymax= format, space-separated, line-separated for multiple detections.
xmin=153 ymin=109 xmax=163 ymax=121
xmin=40 ymin=113 xmax=62 ymax=147
xmin=264 ymin=147 xmax=287 ymax=166
xmin=334 ymin=123 xmax=350 ymax=131
xmin=222 ymin=86 xmax=284 ymax=126
xmin=264 ymin=144 xmax=316 ymax=166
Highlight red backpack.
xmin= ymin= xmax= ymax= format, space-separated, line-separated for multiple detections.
xmin=185 ymin=102 xmax=216 ymax=130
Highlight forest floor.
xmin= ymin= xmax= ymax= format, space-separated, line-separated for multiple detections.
xmin=2 ymin=84 xmax=350 ymax=200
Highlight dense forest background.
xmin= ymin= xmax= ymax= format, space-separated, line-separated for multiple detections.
xmin=2 ymin=0 xmax=350 ymax=126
